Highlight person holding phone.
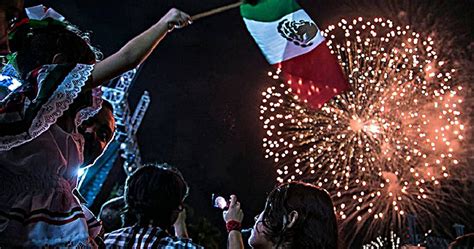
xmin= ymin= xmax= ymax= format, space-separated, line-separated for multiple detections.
xmin=223 ymin=182 xmax=339 ymax=249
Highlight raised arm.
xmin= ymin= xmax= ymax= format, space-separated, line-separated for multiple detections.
xmin=224 ymin=195 xmax=245 ymax=249
xmin=90 ymin=8 xmax=191 ymax=87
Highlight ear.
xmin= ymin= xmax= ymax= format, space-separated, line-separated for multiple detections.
xmin=286 ymin=210 xmax=299 ymax=229
xmin=52 ymin=53 xmax=66 ymax=64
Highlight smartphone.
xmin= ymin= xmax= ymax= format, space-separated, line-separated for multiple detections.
xmin=211 ymin=194 xmax=228 ymax=210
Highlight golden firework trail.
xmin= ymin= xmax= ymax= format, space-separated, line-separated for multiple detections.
xmin=259 ymin=17 xmax=469 ymax=244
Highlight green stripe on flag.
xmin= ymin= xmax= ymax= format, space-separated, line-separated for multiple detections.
xmin=240 ymin=0 xmax=301 ymax=22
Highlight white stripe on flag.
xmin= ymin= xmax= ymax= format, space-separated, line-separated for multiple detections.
xmin=243 ymin=9 xmax=325 ymax=64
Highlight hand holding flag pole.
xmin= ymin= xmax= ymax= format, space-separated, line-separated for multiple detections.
xmin=191 ymin=1 xmax=243 ymax=21
xmin=189 ymin=0 xmax=349 ymax=109
xmin=169 ymin=1 xmax=246 ymax=30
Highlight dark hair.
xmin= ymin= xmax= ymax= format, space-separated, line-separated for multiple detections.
xmin=101 ymin=99 xmax=114 ymax=113
xmin=449 ymin=233 xmax=474 ymax=249
xmin=260 ymin=181 xmax=338 ymax=249
xmin=66 ymin=91 xmax=113 ymax=121
xmin=99 ymin=196 xmax=127 ymax=233
xmin=10 ymin=23 xmax=95 ymax=78
xmin=124 ymin=163 xmax=189 ymax=229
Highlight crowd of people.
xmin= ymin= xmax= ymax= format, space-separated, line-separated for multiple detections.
xmin=0 ymin=1 xmax=472 ymax=248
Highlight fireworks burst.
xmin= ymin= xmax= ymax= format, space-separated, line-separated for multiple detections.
xmin=259 ymin=17 xmax=468 ymax=244
xmin=362 ymin=231 xmax=400 ymax=249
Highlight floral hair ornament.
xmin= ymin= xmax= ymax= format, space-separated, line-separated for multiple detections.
xmin=8 ymin=4 xmax=102 ymax=62
xmin=25 ymin=5 xmax=66 ymax=22
xmin=3 ymin=5 xmax=63 ymax=40
xmin=2 ymin=5 xmax=68 ymax=87
xmin=9 ymin=5 xmax=67 ymax=36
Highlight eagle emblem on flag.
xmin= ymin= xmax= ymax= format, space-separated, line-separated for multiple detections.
xmin=277 ymin=19 xmax=318 ymax=47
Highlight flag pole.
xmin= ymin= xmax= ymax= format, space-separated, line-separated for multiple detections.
xmin=191 ymin=1 xmax=242 ymax=21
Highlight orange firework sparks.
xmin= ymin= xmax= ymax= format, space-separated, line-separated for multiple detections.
xmin=259 ymin=17 xmax=469 ymax=244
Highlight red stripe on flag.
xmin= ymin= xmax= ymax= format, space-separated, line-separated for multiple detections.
xmin=277 ymin=42 xmax=349 ymax=109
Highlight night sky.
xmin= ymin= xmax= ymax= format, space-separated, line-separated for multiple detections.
xmin=27 ymin=0 xmax=474 ymax=247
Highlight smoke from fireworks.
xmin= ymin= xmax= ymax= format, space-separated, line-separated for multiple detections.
xmin=259 ymin=17 xmax=468 ymax=244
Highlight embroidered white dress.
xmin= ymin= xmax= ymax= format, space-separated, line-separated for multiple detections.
xmin=0 ymin=63 xmax=102 ymax=247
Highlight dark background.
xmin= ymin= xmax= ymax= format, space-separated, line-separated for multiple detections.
xmin=28 ymin=0 xmax=474 ymax=247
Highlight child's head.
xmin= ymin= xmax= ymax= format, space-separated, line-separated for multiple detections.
xmin=79 ymin=99 xmax=115 ymax=167
xmin=249 ymin=182 xmax=338 ymax=249
xmin=124 ymin=163 xmax=189 ymax=229
xmin=10 ymin=23 xmax=96 ymax=77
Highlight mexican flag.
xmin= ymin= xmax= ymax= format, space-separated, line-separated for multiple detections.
xmin=241 ymin=0 xmax=349 ymax=109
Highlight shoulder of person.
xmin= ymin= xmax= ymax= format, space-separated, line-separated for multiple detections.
xmin=160 ymin=236 xmax=204 ymax=249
